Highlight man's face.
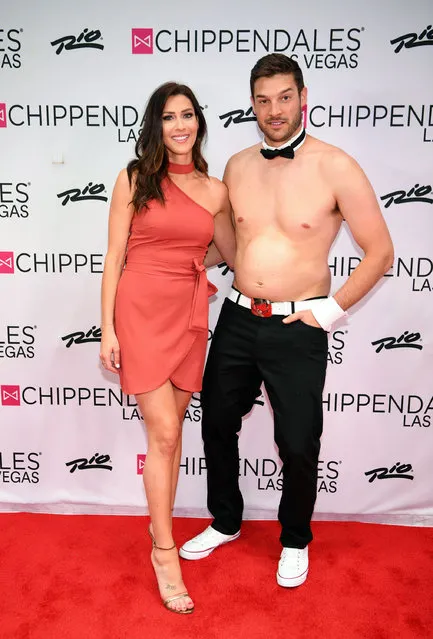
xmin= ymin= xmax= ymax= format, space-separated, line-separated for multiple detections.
xmin=251 ymin=73 xmax=307 ymax=146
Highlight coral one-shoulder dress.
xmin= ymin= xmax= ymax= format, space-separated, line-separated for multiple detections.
xmin=114 ymin=162 xmax=217 ymax=395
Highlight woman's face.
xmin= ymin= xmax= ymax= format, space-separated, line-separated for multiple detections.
xmin=162 ymin=94 xmax=199 ymax=162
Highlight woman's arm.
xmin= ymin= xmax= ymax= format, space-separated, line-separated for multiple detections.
xmin=100 ymin=169 xmax=135 ymax=373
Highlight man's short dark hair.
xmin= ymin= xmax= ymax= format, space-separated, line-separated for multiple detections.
xmin=250 ymin=54 xmax=305 ymax=96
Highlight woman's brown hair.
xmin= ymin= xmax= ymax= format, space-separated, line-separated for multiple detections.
xmin=127 ymin=82 xmax=208 ymax=212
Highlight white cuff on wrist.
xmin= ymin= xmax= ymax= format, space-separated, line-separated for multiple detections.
xmin=310 ymin=297 xmax=348 ymax=332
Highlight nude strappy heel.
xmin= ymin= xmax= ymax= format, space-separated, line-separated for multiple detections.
xmin=149 ymin=529 xmax=194 ymax=615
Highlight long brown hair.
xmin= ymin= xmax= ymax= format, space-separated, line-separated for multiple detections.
xmin=127 ymin=82 xmax=208 ymax=212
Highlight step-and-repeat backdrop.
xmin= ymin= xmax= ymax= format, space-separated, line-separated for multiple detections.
xmin=1 ymin=0 xmax=432 ymax=524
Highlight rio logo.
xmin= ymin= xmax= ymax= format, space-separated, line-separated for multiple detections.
xmin=65 ymin=453 xmax=112 ymax=473
xmin=371 ymin=331 xmax=422 ymax=353
xmin=364 ymin=462 xmax=413 ymax=483
xmin=390 ymin=25 xmax=433 ymax=54
xmin=381 ymin=183 xmax=433 ymax=208
xmin=50 ymin=29 xmax=104 ymax=55
xmin=57 ymin=183 xmax=107 ymax=206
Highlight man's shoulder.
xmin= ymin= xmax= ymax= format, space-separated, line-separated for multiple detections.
xmin=305 ymin=135 xmax=358 ymax=172
xmin=306 ymin=135 xmax=353 ymax=162
xmin=227 ymin=143 xmax=262 ymax=168
xmin=305 ymin=137 xmax=370 ymax=195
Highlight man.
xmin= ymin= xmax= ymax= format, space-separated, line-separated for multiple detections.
xmin=180 ymin=54 xmax=393 ymax=587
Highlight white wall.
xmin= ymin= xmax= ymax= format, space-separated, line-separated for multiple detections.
xmin=1 ymin=0 xmax=432 ymax=524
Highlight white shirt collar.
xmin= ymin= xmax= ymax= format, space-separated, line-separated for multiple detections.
xmin=262 ymin=126 xmax=306 ymax=151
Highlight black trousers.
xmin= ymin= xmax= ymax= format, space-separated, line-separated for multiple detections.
xmin=202 ymin=297 xmax=328 ymax=548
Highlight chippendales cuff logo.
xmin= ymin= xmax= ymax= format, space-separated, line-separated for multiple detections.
xmin=390 ymin=25 xmax=433 ymax=53
xmin=61 ymin=325 xmax=101 ymax=348
xmin=371 ymin=331 xmax=423 ymax=353
xmin=57 ymin=183 xmax=107 ymax=206
xmin=65 ymin=453 xmax=112 ymax=473
xmin=50 ymin=29 xmax=104 ymax=55
xmin=364 ymin=462 xmax=413 ymax=483
xmin=381 ymin=183 xmax=433 ymax=208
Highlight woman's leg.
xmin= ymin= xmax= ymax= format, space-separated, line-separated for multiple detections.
xmin=170 ymin=386 xmax=192 ymax=510
xmin=147 ymin=385 xmax=191 ymax=522
xmin=136 ymin=380 xmax=193 ymax=613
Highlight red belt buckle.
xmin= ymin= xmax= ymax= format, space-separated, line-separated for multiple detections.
xmin=251 ymin=298 xmax=272 ymax=317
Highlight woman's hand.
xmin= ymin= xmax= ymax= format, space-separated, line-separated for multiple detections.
xmin=99 ymin=326 xmax=121 ymax=374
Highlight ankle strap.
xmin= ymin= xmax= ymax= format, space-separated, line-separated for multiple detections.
xmin=153 ymin=542 xmax=176 ymax=551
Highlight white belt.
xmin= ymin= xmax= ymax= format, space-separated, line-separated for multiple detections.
xmin=228 ymin=288 xmax=325 ymax=316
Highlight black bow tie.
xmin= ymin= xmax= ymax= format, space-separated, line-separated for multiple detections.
xmin=260 ymin=128 xmax=306 ymax=160
xmin=260 ymin=146 xmax=294 ymax=160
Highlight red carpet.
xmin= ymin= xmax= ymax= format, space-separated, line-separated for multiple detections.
xmin=0 ymin=514 xmax=431 ymax=639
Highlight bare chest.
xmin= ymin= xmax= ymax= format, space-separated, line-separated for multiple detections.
xmin=230 ymin=161 xmax=336 ymax=238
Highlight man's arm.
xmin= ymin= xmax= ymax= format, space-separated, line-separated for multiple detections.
xmin=329 ymin=152 xmax=394 ymax=310
xmin=284 ymin=151 xmax=393 ymax=330
xmin=204 ymin=241 xmax=225 ymax=268
xmin=206 ymin=177 xmax=236 ymax=270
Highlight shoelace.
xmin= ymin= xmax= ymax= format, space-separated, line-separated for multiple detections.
xmin=281 ymin=549 xmax=303 ymax=566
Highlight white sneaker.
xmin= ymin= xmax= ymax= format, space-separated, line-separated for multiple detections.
xmin=277 ymin=546 xmax=309 ymax=587
xmin=179 ymin=526 xmax=240 ymax=560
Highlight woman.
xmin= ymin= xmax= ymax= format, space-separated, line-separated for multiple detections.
xmin=99 ymin=82 xmax=235 ymax=614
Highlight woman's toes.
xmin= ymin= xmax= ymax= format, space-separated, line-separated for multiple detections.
xmin=183 ymin=600 xmax=190 ymax=612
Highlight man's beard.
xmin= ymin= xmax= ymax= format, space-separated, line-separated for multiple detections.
xmin=258 ymin=110 xmax=303 ymax=145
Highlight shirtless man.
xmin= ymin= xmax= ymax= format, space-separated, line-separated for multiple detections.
xmin=180 ymin=54 xmax=394 ymax=587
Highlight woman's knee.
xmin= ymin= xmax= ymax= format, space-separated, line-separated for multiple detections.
xmin=147 ymin=419 xmax=181 ymax=458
